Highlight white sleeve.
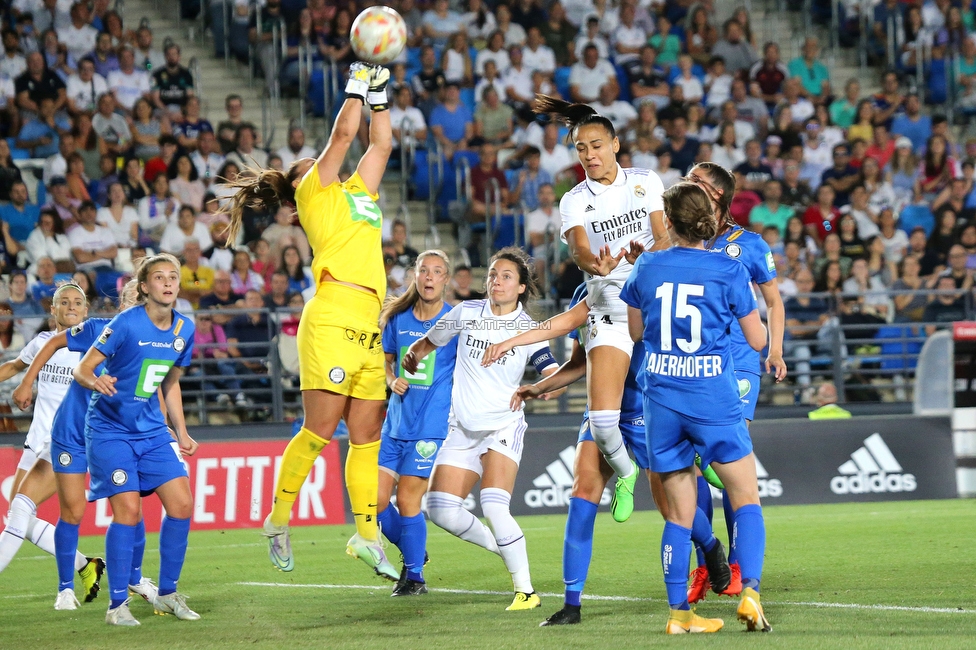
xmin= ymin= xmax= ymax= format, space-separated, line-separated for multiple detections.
xmin=646 ymin=169 xmax=665 ymax=214
xmin=17 ymin=333 xmax=45 ymax=365
xmin=426 ymin=302 xmax=467 ymax=347
xmin=559 ymin=190 xmax=586 ymax=243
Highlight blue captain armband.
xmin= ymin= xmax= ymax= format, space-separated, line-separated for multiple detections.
xmin=530 ymin=347 xmax=556 ymax=373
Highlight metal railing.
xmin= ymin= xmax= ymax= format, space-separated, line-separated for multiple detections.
xmin=485 ymin=177 xmax=501 ymax=266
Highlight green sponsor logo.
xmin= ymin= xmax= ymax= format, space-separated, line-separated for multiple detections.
xmin=415 ymin=440 xmax=437 ymax=460
xmin=135 ymin=359 xmax=174 ymax=398
xmin=400 ymin=346 xmax=435 ymax=386
xmin=738 ymin=378 xmax=752 ymax=399
xmin=766 ymin=251 xmax=775 ymax=273
xmin=343 ymin=190 xmax=382 ymax=228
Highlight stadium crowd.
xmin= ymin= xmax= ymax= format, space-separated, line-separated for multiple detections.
xmin=0 ymin=0 xmax=974 ymax=408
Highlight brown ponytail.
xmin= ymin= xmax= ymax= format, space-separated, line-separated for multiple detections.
xmin=220 ymin=158 xmax=312 ymax=245
xmin=663 ymin=182 xmax=718 ymax=244
xmin=534 ymin=94 xmax=616 ymax=143
xmin=379 ymin=250 xmax=452 ymax=329
xmin=690 ymin=161 xmax=736 ymax=228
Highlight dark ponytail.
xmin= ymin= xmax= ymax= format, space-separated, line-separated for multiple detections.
xmin=663 ymin=182 xmax=718 ymax=243
xmin=690 ymin=161 xmax=736 ymax=228
xmin=534 ymin=94 xmax=616 ymax=143
xmin=488 ymin=246 xmax=538 ymax=307
xmin=220 ymin=158 xmax=311 ymax=244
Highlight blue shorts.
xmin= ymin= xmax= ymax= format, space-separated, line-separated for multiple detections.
xmin=578 ymin=415 xmax=651 ymax=470
xmin=378 ymin=436 xmax=443 ymax=479
xmin=644 ymin=397 xmax=752 ymax=474
xmin=86 ymin=432 xmax=187 ymax=501
xmin=735 ymin=371 xmax=761 ymax=422
xmin=50 ymin=396 xmax=88 ymax=475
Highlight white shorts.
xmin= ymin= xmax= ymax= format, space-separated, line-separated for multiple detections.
xmin=16 ymin=446 xmax=37 ymax=472
xmin=434 ymin=418 xmax=527 ymax=475
xmin=23 ymin=426 xmax=52 ymax=466
xmin=583 ymin=307 xmax=635 ymax=356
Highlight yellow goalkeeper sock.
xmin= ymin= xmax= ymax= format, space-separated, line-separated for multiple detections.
xmin=270 ymin=426 xmax=328 ymax=527
xmin=345 ymin=439 xmax=381 ymax=540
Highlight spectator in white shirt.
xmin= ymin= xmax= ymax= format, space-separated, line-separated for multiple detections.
xmin=474 ymin=30 xmax=511 ymax=77
xmin=0 ymin=29 xmax=27 ymax=80
xmin=275 ymin=126 xmax=316 ymax=169
xmin=588 ymin=82 xmax=638 ymax=133
xmin=42 ymin=131 xmax=73 ymax=186
xmin=503 ymin=46 xmax=534 ymax=106
xmin=68 ymin=200 xmax=117 ymax=272
xmin=569 ymin=43 xmax=616 ymax=103
xmin=474 ymin=60 xmax=507 ymax=109
xmin=672 ymin=54 xmax=705 ymax=104
xmin=573 ymin=16 xmax=610 ymax=60
xmin=226 ymin=123 xmax=268 ymax=169
xmin=390 ymin=85 xmax=427 ymax=151
xmin=57 ymin=1 xmax=98 ymax=62
xmin=521 ymin=27 xmax=556 ymax=75
xmin=159 ymin=204 xmax=213 ymax=255
xmin=525 ymin=181 xmax=561 ymax=278
xmin=495 ymin=3 xmax=527 ymax=47
xmin=461 ymin=0 xmax=497 ymax=44
xmin=65 ymin=57 xmax=107 ymax=115
xmin=25 ymin=207 xmax=72 ymax=267
xmin=611 ymin=2 xmax=646 ymax=65
xmin=538 ymin=122 xmax=576 ymax=181
xmin=96 ymin=181 xmax=139 ymax=248
xmin=190 ymin=130 xmax=226 ymax=186
xmin=107 ymin=46 xmax=151 ymax=113
xmin=133 ymin=25 xmax=165 ymax=73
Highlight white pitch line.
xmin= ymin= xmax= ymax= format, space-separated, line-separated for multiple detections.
xmin=237 ymin=582 xmax=976 ymax=613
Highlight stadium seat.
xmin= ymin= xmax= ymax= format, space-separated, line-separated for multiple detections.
xmin=898 ymin=204 xmax=935 ymax=238
xmin=926 ymin=59 xmax=948 ymax=106
xmin=459 ymin=87 xmax=476 ymax=115
xmin=877 ymin=325 xmax=922 ymax=371
xmin=554 ymin=66 xmax=571 ymax=101
xmin=492 ymin=213 xmax=525 ymax=250
xmin=411 ymin=149 xmax=431 ymax=200
xmin=614 ymin=65 xmax=632 ymax=102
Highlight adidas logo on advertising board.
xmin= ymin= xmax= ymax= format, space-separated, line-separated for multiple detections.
xmin=830 ymin=433 xmax=916 ymax=495
xmin=708 ymin=455 xmax=782 ymax=500
xmin=524 ymin=446 xmax=612 ymax=508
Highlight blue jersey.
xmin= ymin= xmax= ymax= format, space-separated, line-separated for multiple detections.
xmin=381 ymin=305 xmax=458 ymax=441
xmin=620 ymin=248 xmax=758 ymax=424
xmin=568 ymin=284 xmax=644 ymax=422
xmin=87 ymin=306 xmax=195 ymax=440
xmin=51 ymin=318 xmax=110 ymax=451
xmin=707 ymin=226 xmax=776 ymax=375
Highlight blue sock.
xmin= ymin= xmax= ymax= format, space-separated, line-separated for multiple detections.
xmin=662 ymin=521 xmax=692 ymax=610
xmin=54 ymin=519 xmax=79 ymax=593
xmin=723 ymin=491 xmax=736 ymax=564
xmin=691 ymin=507 xmax=717 ymax=568
xmin=399 ymin=513 xmax=427 ymax=582
xmin=732 ymin=504 xmax=765 ymax=592
xmin=377 ymin=505 xmax=403 ymax=546
xmin=106 ymin=522 xmax=137 ymax=609
xmin=129 ymin=520 xmax=146 ymax=586
xmin=694 ymin=476 xmax=714 ymax=566
xmin=157 ymin=516 xmax=190 ymax=596
xmin=563 ymin=497 xmax=598 ymax=607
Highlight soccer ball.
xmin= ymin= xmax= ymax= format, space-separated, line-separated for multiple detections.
xmin=350 ymin=7 xmax=407 ymax=65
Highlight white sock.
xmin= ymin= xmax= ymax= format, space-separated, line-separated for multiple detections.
xmin=25 ymin=515 xmax=56 ymax=555
xmin=426 ymin=491 xmax=499 ymax=554
xmin=589 ymin=410 xmax=635 ymax=478
xmin=480 ymin=488 xmax=532 ymax=593
xmin=0 ymin=494 xmax=34 ymax=572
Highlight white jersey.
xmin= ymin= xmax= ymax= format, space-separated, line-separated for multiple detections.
xmin=559 ymin=164 xmax=665 ymax=315
xmin=426 ymin=300 xmax=558 ymax=431
xmin=19 ymin=331 xmax=80 ymax=453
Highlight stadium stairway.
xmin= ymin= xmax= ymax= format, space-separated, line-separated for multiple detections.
xmin=119 ymin=0 xmax=293 ymax=151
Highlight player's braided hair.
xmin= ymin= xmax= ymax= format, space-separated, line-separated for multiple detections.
xmin=690 ymin=162 xmax=736 ymax=229
xmin=663 ymin=182 xmax=718 ymax=244
xmin=220 ymin=158 xmax=312 ymax=245
xmin=135 ymin=253 xmax=181 ymax=302
xmin=379 ymin=249 xmax=452 ymax=329
xmin=489 ymin=246 xmax=538 ymax=307
xmin=534 ymin=95 xmax=617 ymax=143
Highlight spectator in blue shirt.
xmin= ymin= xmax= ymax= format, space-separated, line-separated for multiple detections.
xmin=15 ymin=95 xmax=69 ymax=158
xmin=788 ymin=37 xmax=831 ymax=101
xmin=890 ymin=94 xmax=932 ymax=151
xmin=0 ymin=180 xmax=40 ymax=245
xmin=429 ymin=83 xmax=474 ymax=161
xmin=509 ymin=146 xmax=552 ymax=211
xmin=30 ymin=256 xmax=58 ymax=302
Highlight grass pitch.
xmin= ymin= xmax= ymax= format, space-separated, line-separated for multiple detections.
xmin=1 ymin=499 xmax=974 ymax=649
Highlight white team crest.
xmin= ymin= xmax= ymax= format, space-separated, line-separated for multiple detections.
xmin=634 ymin=185 xmax=645 ymax=198
xmin=173 ymin=337 xmax=186 ymax=353
xmin=329 ymin=367 xmax=346 ymax=384
xmin=111 ymin=470 xmax=128 ymax=486
xmin=58 ymin=452 xmax=72 ymax=467
xmin=725 ymin=243 xmax=742 ymax=258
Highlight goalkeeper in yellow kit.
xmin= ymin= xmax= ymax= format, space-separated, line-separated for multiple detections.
xmin=222 ymin=62 xmax=398 ymax=579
